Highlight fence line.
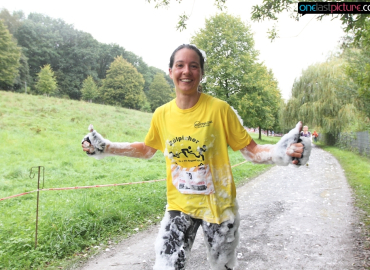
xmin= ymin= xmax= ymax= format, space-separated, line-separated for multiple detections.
xmin=337 ymin=131 xmax=370 ymax=157
xmin=0 ymin=191 xmax=37 ymax=201
xmin=0 ymin=161 xmax=249 ymax=202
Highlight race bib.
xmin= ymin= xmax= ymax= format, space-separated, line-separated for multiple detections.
xmin=171 ymin=164 xmax=215 ymax=195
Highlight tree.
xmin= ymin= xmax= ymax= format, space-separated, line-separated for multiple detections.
xmin=354 ymin=17 xmax=370 ymax=49
xmin=14 ymin=13 xmax=101 ymax=98
xmin=147 ymin=73 xmax=174 ymax=111
xmin=35 ymin=64 xmax=58 ymax=96
xmin=233 ymin=64 xmax=282 ymax=139
xmin=81 ymin=76 xmax=98 ymax=102
xmin=13 ymin=52 xmax=31 ymax=92
xmin=96 ymin=43 xmax=126 ymax=80
xmin=55 ymin=29 xmax=100 ymax=99
xmin=1 ymin=9 xmax=170 ymax=99
xmin=344 ymin=48 xmax=370 ymax=121
xmin=11 ymin=12 xmax=164 ymax=99
xmin=14 ymin=14 xmax=61 ymax=83
xmin=191 ymin=13 xmax=258 ymax=102
xmin=100 ymin=56 xmax=146 ymax=110
xmin=96 ymin=43 xmax=174 ymax=98
xmin=144 ymin=66 xmax=174 ymax=96
xmin=0 ymin=9 xmax=24 ymax=36
xmin=0 ymin=20 xmax=21 ymax=87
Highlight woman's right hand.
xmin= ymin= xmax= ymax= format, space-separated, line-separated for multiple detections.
xmin=81 ymin=124 xmax=107 ymax=156
xmin=81 ymin=124 xmax=157 ymax=159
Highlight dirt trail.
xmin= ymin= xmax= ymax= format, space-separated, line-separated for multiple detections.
xmin=77 ymin=145 xmax=366 ymax=269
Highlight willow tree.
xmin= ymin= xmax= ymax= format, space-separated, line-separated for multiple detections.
xmin=282 ymin=56 xmax=359 ymax=142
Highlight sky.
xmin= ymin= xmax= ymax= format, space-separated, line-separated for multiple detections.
xmin=2 ymin=0 xmax=345 ymax=100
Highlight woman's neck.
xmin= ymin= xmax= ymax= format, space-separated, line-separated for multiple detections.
xmin=175 ymin=91 xmax=201 ymax=109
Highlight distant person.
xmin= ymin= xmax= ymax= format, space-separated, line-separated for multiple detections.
xmin=81 ymin=44 xmax=312 ymax=270
xmin=300 ymin=125 xmax=311 ymax=138
xmin=312 ymin=130 xmax=318 ymax=142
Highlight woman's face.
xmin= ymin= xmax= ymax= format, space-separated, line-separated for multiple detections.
xmin=169 ymin=48 xmax=203 ymax=95
xmin=303 ymin=126 xmax=308 ymax=132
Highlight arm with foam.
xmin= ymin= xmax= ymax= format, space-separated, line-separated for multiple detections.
xmin=240 ymin=141 xmax=275 ymax=164
xmin=240 ymin=122 xmax=312 ymax=166
xmin=81 ymin=124 xmax=157 ymax=160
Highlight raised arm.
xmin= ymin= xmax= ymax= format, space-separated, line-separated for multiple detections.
xmin=81 ymin=125 xmax=157 ymax=159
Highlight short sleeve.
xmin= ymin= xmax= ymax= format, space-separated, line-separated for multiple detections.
xmin=224 ymin=105 xmax=252 ymax=151
xmin=144 ymin=110 xmax=164 ymax=151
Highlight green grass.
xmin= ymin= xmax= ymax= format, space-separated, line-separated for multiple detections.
xmin=0 ymin=91 xmax=277 ymax=269
xmin=316 ymin=142 xmax=370 ymax=230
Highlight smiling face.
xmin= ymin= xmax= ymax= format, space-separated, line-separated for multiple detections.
xmin=169 ymin=48 xmax=203 ymax=96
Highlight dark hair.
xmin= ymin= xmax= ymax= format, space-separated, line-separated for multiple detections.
xmin=169 ymin=44 xmax=205 ymax=74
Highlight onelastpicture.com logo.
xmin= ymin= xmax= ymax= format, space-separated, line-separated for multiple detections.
xmin=298 ymin=2 xmax=370 ymax=15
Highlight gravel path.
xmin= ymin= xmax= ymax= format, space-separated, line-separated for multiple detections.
xmin=77 ymin=145 xmax=367 ymax=270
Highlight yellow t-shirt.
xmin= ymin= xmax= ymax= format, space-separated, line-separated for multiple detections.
xmin=144 ymin=93 xmax=252 ymax=224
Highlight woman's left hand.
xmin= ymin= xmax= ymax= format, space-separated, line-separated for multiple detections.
xmin=272 ymin=122 xmax=312 ymax=166
xmin=286 ymin=143 xmax=305 ymax=165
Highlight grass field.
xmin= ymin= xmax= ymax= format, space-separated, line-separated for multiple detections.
xmin=0 ymin=91 xmax=279 ymax=269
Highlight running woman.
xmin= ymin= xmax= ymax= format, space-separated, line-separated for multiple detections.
xmin=82 ymin=44 xmax=311 ymax=270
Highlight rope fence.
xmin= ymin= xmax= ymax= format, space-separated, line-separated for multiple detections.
xmin=1 ymin=161 xmax=249 ymax=248
xmin=0 ymin=160 xmax=248 ymax=202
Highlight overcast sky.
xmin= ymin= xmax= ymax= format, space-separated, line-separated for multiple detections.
xmin=3 ymin=0 xmax=345 ymax=100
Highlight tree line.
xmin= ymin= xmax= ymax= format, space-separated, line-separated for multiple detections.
xmin=0 ymin=9 xmax=283 ymax=135
xmin=5 ymin=4 xmax=367 ymax=142
xmin=0 ymin=9 xmax=174 ymax=112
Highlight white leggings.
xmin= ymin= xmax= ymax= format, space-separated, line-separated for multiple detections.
xmin=153 ymin=211 xmax=240 ymax=270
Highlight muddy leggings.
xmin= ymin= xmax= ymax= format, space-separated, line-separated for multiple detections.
xmin=153 ymin=211 xmax=240 ymax=270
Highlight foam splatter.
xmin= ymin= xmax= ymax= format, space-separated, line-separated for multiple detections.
xmin=240 ymin=122 xmax=311 ymax=166
xmin=272 ymin=122 xmax=311 ymax=166
xmin=153 ymin=203 xmax=240 ymax=270
xmin=230 ymin=106 xmax=243 ymax=126
xmin=82 ymin=125 xmax=155 ymax=160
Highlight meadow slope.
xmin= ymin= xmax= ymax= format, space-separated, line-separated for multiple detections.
xmin=0 ymin=91 xmax=276 ymax=269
